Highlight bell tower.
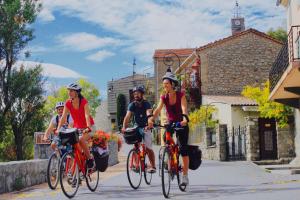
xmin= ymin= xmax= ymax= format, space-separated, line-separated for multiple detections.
xmin=231 ymin=1 xmax=245 ymax=35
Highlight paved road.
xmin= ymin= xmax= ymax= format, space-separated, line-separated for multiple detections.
xmin=1 ymin=144 xmax=300 ymax=200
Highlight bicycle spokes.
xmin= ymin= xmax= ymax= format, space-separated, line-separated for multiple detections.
xmin=126 ymin=149 xmax=142 ymax=189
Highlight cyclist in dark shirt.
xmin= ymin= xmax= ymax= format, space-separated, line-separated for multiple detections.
xmin=122 ymin=85 xmax=156 ymax=173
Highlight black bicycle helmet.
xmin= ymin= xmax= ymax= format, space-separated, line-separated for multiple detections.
xmin=162 ymin=68 xmax=178 ymax=86
xmin=67 ymin=83 xmax=82 ymax=92
xmin=132 ymin=85 xmax=145 ymax=94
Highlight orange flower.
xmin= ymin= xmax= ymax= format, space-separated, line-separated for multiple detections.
xmin=92 ymin=130 xmax=110 ymax=148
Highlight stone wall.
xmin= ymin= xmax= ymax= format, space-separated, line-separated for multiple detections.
xmin=194 ymin=124 xmax=227 ymax=161
xmin=200 ymin=32 xmax=282 ymax=96
xmin=245 ymin=117 xmax=260 ymax=161
xmin=0 ymin=159 xmax=48 ymax=194
xmin=277 ymin=123 xmax=296 ymax=159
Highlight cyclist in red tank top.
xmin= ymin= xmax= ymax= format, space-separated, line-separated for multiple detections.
xmin=148 ymin=68 xmax=190 ymax=186
xmin=57 ymin=83 xmax=95 ymax=168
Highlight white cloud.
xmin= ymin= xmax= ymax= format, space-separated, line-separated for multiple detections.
xmin=86 ymin=50 xmax=115 ymax=63
xmin=57 ymin=32 xmax=122 ymax=52
xmin=39 ymin=0 xmax=286 ymax=61
xmin=14 ymin=61 xmax=86 ymax=78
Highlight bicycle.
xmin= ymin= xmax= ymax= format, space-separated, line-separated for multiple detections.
xmin=156 ymin=114 xmax=189 ymax=198
xmin=123 ymin=127 xmax=153 ymax=189
xmin=46 ymin=135 xmax=71 ymax=190
xmin=58 ymin=128 xmax=99 ymax=199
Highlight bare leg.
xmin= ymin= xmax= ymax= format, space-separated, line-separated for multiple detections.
xmin=79 ymin=133 xmax=91 ymax=159
xmin=146 ymin=148 xmax=156 ymax=168
xmin=182 ymin=156 xmax=189 ymax=175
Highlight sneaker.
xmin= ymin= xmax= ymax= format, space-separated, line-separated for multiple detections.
xmin=132 ymin=166 xmax=140 ymax=173
xmin=180 ymin=175 xmax=189 ymax=187
xmin=147 ymin=167 xmax=156 ymax=174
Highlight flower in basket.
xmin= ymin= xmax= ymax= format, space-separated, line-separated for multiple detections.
xmin=92 ymin=130 xmax=110 ymax=149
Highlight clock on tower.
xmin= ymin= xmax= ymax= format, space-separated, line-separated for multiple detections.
xmin=231 ymin=2 xmax=245 ymax=35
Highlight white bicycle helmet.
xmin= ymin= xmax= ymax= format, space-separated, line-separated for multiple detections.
xmin=55 ymin=101 xmax=65 ymax=109
xmin=162 ymin=68 xmax=178 ymax=86
xmin=67 ymin=83 xmax=82 ymax=92
xmin=133 ymin=85 xmax=145 ymax=94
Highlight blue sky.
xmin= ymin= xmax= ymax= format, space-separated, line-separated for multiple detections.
xmin=20 ymin=0 xmax=286 ymax=99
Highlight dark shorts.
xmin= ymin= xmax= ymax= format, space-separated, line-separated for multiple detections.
xmin=163 ymin=125 xmax=189 ymax=157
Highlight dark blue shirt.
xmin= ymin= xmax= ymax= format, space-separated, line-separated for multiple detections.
xmin=128 ymin=100 xmax=151 ymax=127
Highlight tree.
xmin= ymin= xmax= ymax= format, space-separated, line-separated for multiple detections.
xmin=7 ymin=66 xmax=46 ymax=160
xmin=188 ymin=105 xmax=218 ymax=130
xmin=116 ymin=94 xmax=126 ymax=127
xmin=242 ymin=81 xmax=293 ymax=128
xmin=0 ymin=0 xmax=43 ymax=160
xmin=267 ymin=28 xmax=288 ymax=43
xmin=45 ymin=78 xmax=101 ymax=117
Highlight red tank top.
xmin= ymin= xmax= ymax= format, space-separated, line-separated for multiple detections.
xmin=65 ymin=98 xmax=95 ymax=129
xmin=161 ymin=91 xmax=184 ymax=122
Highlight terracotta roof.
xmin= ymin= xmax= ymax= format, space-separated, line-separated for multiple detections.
xmin=153 ymin=48 xmax=194 ymax=58
xmin=202 ymin=95 xmax=258 ymax=106
xmin=153 ymin=28 xmax=283 ymax=59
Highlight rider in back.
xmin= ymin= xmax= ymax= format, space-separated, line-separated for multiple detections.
xmin=43 ymin=101 xmax=73 ymax=150
xmin=148 ymin=68 xmax=190 ymax=186
xmin=122 ymin=85 xmax=156 ymax=173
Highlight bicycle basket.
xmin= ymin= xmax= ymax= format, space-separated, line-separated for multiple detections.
xmin=92 ymin=149 xmax=109 ymax=172
xmin=59 ymin=128 xmax=79 ymax=146
xmin=123 ymin=127 xmax=142 ymax=144
xmin=188 ymin=145 xmax=202 ymax=170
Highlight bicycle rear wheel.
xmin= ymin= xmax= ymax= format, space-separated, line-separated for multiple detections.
xmin=177 ymin=154 xmax=186 ymax=192
xmin=126 ymin=148 xmax=142 ymax=189
xmin=161 ymin=147 xmax=171 ymax=198
xmin=143 ymin=152 xmax=152 ymax=185
xmin=47 ymin=152 xmax=60 ymax=190
xmin=86 ymin=159 xmax=99 ymax=191
xmin=60 ymin=152 xmax=79 ymax=198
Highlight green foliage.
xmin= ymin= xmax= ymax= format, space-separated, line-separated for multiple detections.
xmin=45 ymin=78 xmax=101 ymax=117
xmin=116 ymin=94 xmax=126 ymax=127
xmin=242 ymin=81 xmax=293 ymax=128
xmin=13 ymin=177 xmax=23 ymax=191
xmin=267 ymin=28 xmax=288 ymax=43
xmin=188 ymin=105 xmax=218 ymax=130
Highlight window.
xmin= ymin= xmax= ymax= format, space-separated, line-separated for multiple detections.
xmin=207 ymin=128 xmax=216 ymax=147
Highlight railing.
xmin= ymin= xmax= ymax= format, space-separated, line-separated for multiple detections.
xmin=269 ymin=25 xmax=300 ymax=92
xmin=225 ymin=126 xmax=247 ymax=161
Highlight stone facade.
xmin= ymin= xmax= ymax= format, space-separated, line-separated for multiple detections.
xmin=245 ymin=117 xmax=260 ymax=161
xmin=107 ymin=74 xmax=155 ymax=125
xmin=153 ymin=29 xmax=283 ymax=98
xmin=277 ymin=123 xmax=296 ymax=159
xmin=195 ymin=124 xmax=227 ymax=161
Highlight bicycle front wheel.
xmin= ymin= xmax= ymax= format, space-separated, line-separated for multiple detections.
xmin=47 ymin=152 xmax=60 ymax=190
xmin=86 ymin=160 xmax=99 ymax=191
xmin=126 ymin=148 xmax=142 ymax=189
xmin=161 ymin=147 xmax=171 ymax=198
xmin=59 ymin=152 xmax=79 ymax=198
xmin=143 ymin=152 xmax=152 ymax=185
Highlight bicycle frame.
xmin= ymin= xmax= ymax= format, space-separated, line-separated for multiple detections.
xmin=130 ymin=142 xmax=146 ymax=171
xmin=164 ymin=130 xmax=180 ymax=175
xmin=65 ymin=143 xmax=88 ymax=178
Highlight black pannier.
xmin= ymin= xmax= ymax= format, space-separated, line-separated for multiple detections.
xmin=92 ymin=150 xmax=109 ymax=172
xmin=59 ymin=128 xmax=79 ymax=146
xmin=123 ymin=127 xmax=142 ymax=144
xmin=188 ymin=145 xmax=202 ymax=170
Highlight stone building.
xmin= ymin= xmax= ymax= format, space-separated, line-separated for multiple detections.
xmin=107 ymin=74 xmax=155 ymax=128
xmin=153 ymin=8 xmax=295 ymax=162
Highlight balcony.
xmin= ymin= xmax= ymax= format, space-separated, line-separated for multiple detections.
xmin=269 ymin=26 xmax=300 ymax=108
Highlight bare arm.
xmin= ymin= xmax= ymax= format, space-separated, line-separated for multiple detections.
xmin=43 ymin=121 xmax=55 ymax=140
xmin=84 ymin=103 xmax=92 ymax=128
xmin=122 ymin=111 xmax=132 ymax=129
xmin=181 ymin=95 xmax=188 ymax=126
xmin=148 ymin=99 xmax=164 ymax=127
